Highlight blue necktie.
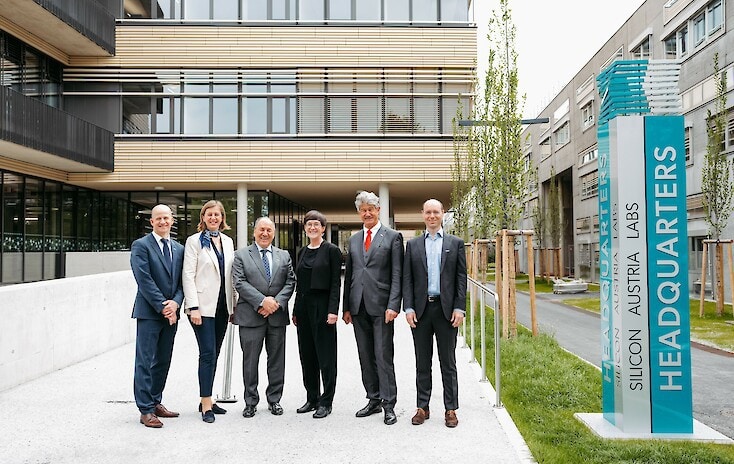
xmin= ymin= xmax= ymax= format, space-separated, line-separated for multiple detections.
xmin=261 ymin=249 xmax=271 ymax=282
xmin=161 ymin=238 xmax=172 ymax=273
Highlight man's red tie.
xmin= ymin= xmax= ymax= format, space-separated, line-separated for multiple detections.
xmin=365 ymin=229 xmax=372 ymax=252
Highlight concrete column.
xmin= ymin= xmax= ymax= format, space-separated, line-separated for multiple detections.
xmin=379 ymin=183 xmax=390 ymax=227
xmin=237 ymin=183 xmax=248 ymax=249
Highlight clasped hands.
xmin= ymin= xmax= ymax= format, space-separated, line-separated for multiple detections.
xmin=161 ymin=300 xmax=179 ymax=325
xmin=258 ymin=296 xmax=280 ymax=318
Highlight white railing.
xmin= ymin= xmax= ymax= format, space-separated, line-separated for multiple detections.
xmin=464 ymin=276 xmax=502 ymax=407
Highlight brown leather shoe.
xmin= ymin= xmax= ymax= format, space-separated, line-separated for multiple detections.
xmin=411 ymin=407 xmax=430 ymax=425
xmin=154 ymin=404 xmax=179 ymax=418
xmin=140 ymin=413 xmax=163 ymax=428
xmin=445 ymin=410 xmax=458 ymax=428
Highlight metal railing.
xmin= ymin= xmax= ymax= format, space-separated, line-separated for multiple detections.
xmin=464 ymin=276 xmax=502 ymax=407
xmin=0 ymin=86 xmax=114 ymax=171
xmin=34 ymin=0 xmax=116 ymax=54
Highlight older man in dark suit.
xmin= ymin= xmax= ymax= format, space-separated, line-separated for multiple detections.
xmin=232 ymin=217 xmax=296 ymax=418
xmin=343 ymin=191 xmax=403 ymax=425
xmin=403 ymin=199 xmax=467 ymax=428
xmin=130 ymin=204 xmax=185 ymax=428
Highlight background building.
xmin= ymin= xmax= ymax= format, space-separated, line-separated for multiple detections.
xmin=519 ymin=0 xmax=733 ymax=295
xmin=0 ymin=0 xmax=477 ymax=284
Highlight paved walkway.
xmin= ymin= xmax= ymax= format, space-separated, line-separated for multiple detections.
xmin=0 ymin=312 xmax=533 ymax=464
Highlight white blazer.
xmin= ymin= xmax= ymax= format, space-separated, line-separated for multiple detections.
xmin=183 ymin=231 xmax=236 ymax=317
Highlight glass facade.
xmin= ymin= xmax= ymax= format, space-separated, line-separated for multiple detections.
xmin=0 ymin=168 xmax=305 ymax=284
xmin=65 ymin=68 xmax=471 ymax=136
xmin=123 ymin=0 xmax=470 ymax=23
xmin=0 ymin=31 xmax=62 ymax=108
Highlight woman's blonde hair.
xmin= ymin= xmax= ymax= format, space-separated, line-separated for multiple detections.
xmin=197 ymin=200 xmax=231 ymax=232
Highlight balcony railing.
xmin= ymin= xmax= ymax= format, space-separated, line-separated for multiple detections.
xmin=0 ymin=86 xmax=114 ymax=171
xmin=34 ymin=0 xmax=116 ymax=54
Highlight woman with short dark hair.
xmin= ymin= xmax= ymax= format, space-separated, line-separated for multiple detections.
xmin=293 ymin=210 xmax=342 ymax=418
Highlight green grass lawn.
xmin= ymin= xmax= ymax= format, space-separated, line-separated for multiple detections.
xmin=560 ymin=298 xmax=734 ymax=352
xmin=468 ymin=306 xmax=734 ymax=463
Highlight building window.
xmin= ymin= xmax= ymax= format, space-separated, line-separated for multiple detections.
xmin=581 ymin=101 xmax=594 ymax=130
xmin=690 ymin=236 xmax=705 ymax=270
xmin=540 ymin=135 xmax=551 ymax=160
xmin=685 ymin=126 xmax=692 ymax=165
xmin=580 ymin=171 xmax=599 ymax=199
xmin=631 ymin=37 xmax=651 ymax=59
xmin=554 ymin=121 xmax=570 ymax=147
xmin=123 ymin=0 xmax=469 ymax=24
xmin=600 ymin=47 xmax=624 ymax=71
xmin=664 ymin=35 xmax=677 ymax=59
xmin=579 ymin=146 xmax=598 ymax=166
xmin=708 ymin=0 xmax=723 ymax=34
xmin=667 ymin=0 xmax=725 ymax=59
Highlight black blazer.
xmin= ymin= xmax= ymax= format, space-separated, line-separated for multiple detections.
xmin=294 ymin=241 xmax=343 ymax=316
xmin=402 ymin=232 xmax=467 ymax=321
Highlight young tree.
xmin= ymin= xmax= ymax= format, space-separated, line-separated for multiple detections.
xmin=701 ymin=53 xmax=733 ymax=315
xmin=547 ymin=166 xmax=562 ymax=277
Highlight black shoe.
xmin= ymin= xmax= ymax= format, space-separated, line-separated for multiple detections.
xmin=202 ymin=410 xmax=215 ymax=423
xmin=384 ymin=407 xmax=397 ymax=425
xmin=199 ymin=403 xmax=227 ymax=415
xmin=355 ymin=400 xmax=382 ymax=418
xmin=242 ymin=405 xmax=257 ymax=418
xmin=268 ymin=402 xmax=284 ymax=415
xmin=211 ymin=403 xmax=227 ymax=414
xmin=313 ymin=406 xmax=332 ymax=419
xmin=297 ymin=401 xmax=318 ymax=414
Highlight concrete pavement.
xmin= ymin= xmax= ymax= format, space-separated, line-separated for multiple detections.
xmin=0 ymin=311 xmax=533 ymax=464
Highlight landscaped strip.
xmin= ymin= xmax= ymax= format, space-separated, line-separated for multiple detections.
xmin=468 ymin=305 xmax=734 ymax=463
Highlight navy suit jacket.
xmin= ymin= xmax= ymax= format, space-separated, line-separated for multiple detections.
xmin=130 ymin=233 xmax=185 ymax=320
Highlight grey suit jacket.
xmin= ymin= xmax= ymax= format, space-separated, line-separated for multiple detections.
xmin=342 ymin=225 xmax=403 ymax=317
xmin=402 ymin=232 xmax=467 ymax=321
xmin=232 ymin=243 xmax=296 ymax=328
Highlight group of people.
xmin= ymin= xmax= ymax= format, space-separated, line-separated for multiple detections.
xmin=130 ymin=191 xmax=467 ymax=430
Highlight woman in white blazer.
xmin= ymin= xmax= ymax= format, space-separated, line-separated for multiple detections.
xmin=183 ymin=200 xmax=235 ymax=423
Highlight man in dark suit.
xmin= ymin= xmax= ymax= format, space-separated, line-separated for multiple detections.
xmin=342 ymin=191 xmax=403 ymax=425
xmin=232 ymin=217 xmax=296 ymax=418
xmin=130 ymin=204 xmax=185 ymax=428
xmin=402 ymin=199 xmax=467 ymax=428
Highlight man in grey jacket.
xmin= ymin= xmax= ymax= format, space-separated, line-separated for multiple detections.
xmin=342 ymin=191 xmax=403 ymax=425
xmin=232 ymin=217 xmax=296 ymax=418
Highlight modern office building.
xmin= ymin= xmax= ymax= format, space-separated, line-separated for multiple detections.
xmin=519 ymin=0 xmax=733 ymax=292
xmin=0 ymin=0 xmax=477 ymax=284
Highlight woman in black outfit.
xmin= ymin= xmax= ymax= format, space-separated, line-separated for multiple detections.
xmin=293 ymin=210 xmax=343 ymax=419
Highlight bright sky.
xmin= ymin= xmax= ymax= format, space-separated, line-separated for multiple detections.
xmin=476 ymin=0 xmax=646 ymax=118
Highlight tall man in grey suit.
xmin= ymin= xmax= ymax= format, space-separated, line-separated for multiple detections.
xmin=403 ymin=199 xmax=466 ymax=428
xmin=232 ymin=217 xmax=296 ymax=418
xmin=130 ymin=204 xmax=185 ymax=428
xmin=342 ymin=191 xmax=403 ymax=425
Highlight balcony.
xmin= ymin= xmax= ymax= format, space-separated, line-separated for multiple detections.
xmin=0 ymin=0 xmax=115 ymax=56
xmin=0 ymin=86 xmax=113 ymax=172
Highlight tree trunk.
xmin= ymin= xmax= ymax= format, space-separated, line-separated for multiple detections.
xmin=716 ymin=242 xmax=724 ymax=316
xmin=509 ymin=238 xmax=517 ymax=338
xmin=699 ymin=242 xmax=708 ymax=317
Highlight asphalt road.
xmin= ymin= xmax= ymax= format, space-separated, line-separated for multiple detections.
xmin=512 ymin=290 xmax=734 ymax=439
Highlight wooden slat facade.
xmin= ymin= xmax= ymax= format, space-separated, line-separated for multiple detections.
xmin=69 ymin=26 xmax=477 ymax=68
xmin=68 ymin=138 xmax=458 ymax=187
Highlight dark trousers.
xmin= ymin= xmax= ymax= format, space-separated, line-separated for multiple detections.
xmin=189 ymin=301 xmax=229 ymax=397
xmin=296 ymin=294 xmax=337 ymax=408
xmin=238 ymin=324 xmax=286 ymax=406
xmin=412 ymin=299 xmax=459 ymax=410
xmin=353 ymin=302 xmax=397 ymax=407
xmin=134 ymin=317 xmax=178 ymax=414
